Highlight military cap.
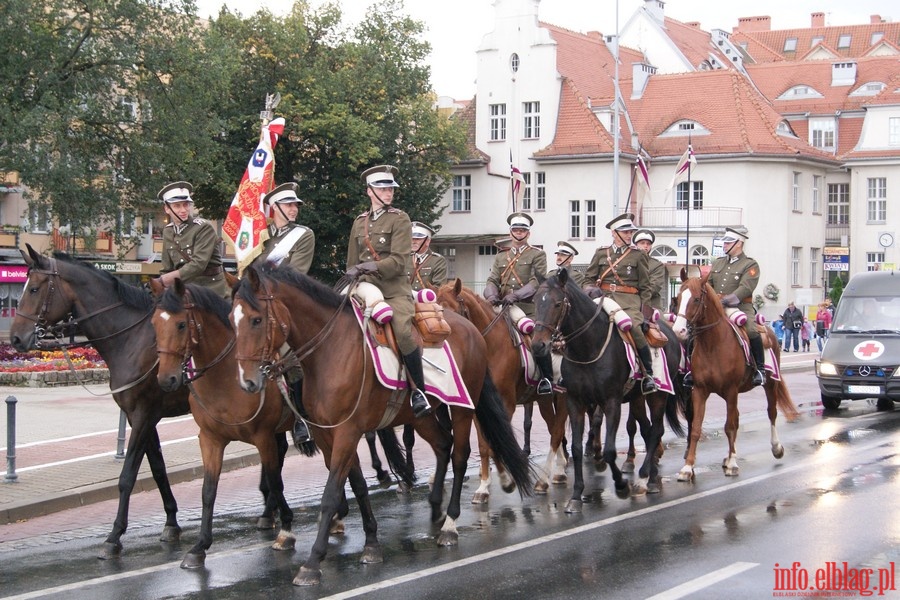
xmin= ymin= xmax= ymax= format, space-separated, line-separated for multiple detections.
xmin=721 ymin=227 xmax=749 ymax=243
xmin=264 ymin=182 xmax=303 ymax=206
xmin=507 ymin=212 xmax=534 ymax=230
xmin=605 ymin=212 xmax=638 ymax=231
xmin=411 ymin=221 xmax=435 ymax=239
xmin=158 ymin=181 xmax=194 ymax=203
xmin=633 ymin=229 xmax=655 ymax=244
xmin=361 ymin=165 xmax=400 ymax=188
xmin=554 ymin=241 xmax=578 ymax=256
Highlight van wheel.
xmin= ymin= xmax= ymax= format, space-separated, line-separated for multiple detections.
xmin=821 ymin=394 xmax=842 ymax=410
xmin=876 ymin=398 xmax=894 ymax=411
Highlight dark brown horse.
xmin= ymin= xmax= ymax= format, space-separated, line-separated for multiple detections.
xmin=436 ymin=279 xmax=568 ymax=499
xmin=230 ymin=265 xmax=532 ymax=586
xmin=531 ymin=270 xmax=686 ymax=509
xmin=671 ymin=272 xmax=799 ymax=480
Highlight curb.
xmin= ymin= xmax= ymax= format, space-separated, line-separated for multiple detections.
xmin=1 ymin=450 xmax=261 ymax=525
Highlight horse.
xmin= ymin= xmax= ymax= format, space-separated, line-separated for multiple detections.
xmin=8 ymin=246 xmax=289 ymax=559
xmin=671 ymin=271 xmax=799 ymax=480
xmin=436 ymin=279 xmax=568 ymax=500
xmin=530 ymin=270 xmax=686 ymax=511
xmin=230 ymin=264 xmax=532 ymax=586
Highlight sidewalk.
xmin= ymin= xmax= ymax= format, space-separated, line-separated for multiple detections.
xmin=0 ymin=353 xmax=816 ymax=529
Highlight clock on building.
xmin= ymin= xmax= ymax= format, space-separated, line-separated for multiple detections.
xmin=878 ymin=232 xmax=894 ymax=248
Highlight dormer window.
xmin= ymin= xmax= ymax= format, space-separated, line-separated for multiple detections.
xmin=811 ymin=36 xmax=824 ymax=47
xmin=850 ymin=82 xmax=887 ymax=97
xmin=777 ymin=121 xmax=798 ymax=137
xmin=784 ymin=38 xmax=798 ymax=52
xmin=777 ymin=85 xmax=824 ymax=100
xmin=661 ymin=120 xmax=709 ymax=137
xmin=837 ymin=34 xmax=851 ymax=48
xmin=871 ymin=32 xmax=884 ymax=45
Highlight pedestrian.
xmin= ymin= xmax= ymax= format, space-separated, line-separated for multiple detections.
xmin=801 ymin=317 xmax=814 ymax=352
xmin=815 ymin=302 xmax=832 ymax=352
xmin=408 ymin=221 xmax=448 ymax=291
xmin=781 ymin=301 xmax=803 ymax=352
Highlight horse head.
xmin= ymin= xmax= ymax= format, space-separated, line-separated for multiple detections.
xmin=435 ymin=278 xmax=492 ymax=328
xmin=531 ymin=273 xmax=570 ymax=359
xmin=672 ymin=270 xmax=720 ymax=342
xmin=10 ymin=244 xmax=78 ymax=351
xmin=150 ymin=278 xmax=196 ymax=391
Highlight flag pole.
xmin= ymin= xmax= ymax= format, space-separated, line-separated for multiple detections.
xmin=684 ymin=136 xmax=692 ymax=269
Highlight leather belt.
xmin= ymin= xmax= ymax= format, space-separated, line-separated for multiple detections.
xmin=600 ymin=282 xmax=638 ymax=294
xmin=202 ymin=264 xmax=224 ymax=277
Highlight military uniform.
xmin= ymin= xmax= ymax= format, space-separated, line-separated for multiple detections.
xmin=409 ymin=251 xmax=448 ymax=291
xmin=583 ymin=244 xmax=652 ymax=349
xmin=161 ymin=218 xmax=229 ymax=299
xmin=252 ymin=222 xmax=315 ymax=273
xmin=547 ymin=266 xmax=585 ymax=287
xmin=708 ymin=251 xmax=761 ymax=341
xmin=486 ymin=245 xmax=547 ymax=317
xmin=647 ymin=255 xmax=667 ymax=311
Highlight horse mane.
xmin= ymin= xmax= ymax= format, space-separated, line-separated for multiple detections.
xmin=236 ymin=265 xmax=351 ymax=313
xmin=52 ymin=252 xmax=153 ymax=311
xmin=686 ymin=277 xmax=727 ymax=322
xmin=160 ymin=284 xmax=232 ymax=330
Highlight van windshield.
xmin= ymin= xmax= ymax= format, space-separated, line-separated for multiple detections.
xmin=832 ymin=296 xmax=900 ymax=333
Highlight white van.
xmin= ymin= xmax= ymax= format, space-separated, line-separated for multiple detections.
xmin=815 ymin=270 xmax=900 ymax=410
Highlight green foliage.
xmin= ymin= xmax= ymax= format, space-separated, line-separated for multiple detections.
xmin=829 ymin=273 xmax=845 ymax=306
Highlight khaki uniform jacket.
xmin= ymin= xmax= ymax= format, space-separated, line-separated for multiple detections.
xmin=487 ymin=245 xmax=547 ymax=317
xmin=161 ymin=218 xmax=229 ymax=299
xmin=708 ymin=251 xmax=761 ymax=338
xmin=547 ymin=267 xmax=585 ymax=287
xmin=409 ymin=252 xmax=448 ymax=291
xmin=583 ymin=244 xmax=651 ymax=327
xmin=252 ymin=223 xmax=315 ymax=274
xmin=346 ymin=207 xmax=416 ymax=354
xmin=647 ymin=256 xmax=667 ymax=311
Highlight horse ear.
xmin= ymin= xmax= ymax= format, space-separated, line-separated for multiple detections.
xmin=453 ymin=277 xmax=462 ymax=295
xmin=558 ymin=267 xmax=569 ymax=287
xmin=173 ymin=277 xmax=186 ymax=297
xmin=247 ymin=265 xmax=261 ymax=291
xmin=224 ymin=270 xmax=240 ymax=290
xmin=148 ymin=278 xmax=165 ymax=297
xmin=23 ymin=243 xmax=44 ymax=268
xmin=680 ymin=266 xmax=689 ymax=282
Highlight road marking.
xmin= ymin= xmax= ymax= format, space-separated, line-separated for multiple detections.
xmin=645 ymin=562 xmax=759 ymax=600
xmin=10 ymin=436 xmax=200 ymax=473
xmin=0 ymin=415 xmax=195 ymax=452
xmin=1 ymin=434 xmax=890 ymax=600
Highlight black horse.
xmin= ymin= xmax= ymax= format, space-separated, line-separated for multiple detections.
xmin=531 ymin=270 xmax=686 ymax=512
xmin=9 ymin=245 xmax=284 ymax=558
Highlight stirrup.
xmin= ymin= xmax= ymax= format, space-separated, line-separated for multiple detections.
xmin=682 ymin=371 xmax=693 ymax=388
xmin=641 ymin=376 xmax=659 ymax=394
xmin=537 ymin=378 xmax=553 ymax=395
xmin=410 ymin=388 xmax=432 ymax=418
xmin=292 ymin=419 xmax=312 ymax=446
xmin=751 ymin=369 xmax=765 ymax=387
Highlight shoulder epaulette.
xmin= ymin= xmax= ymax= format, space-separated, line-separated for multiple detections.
xmin=192 ymin=217 xmax=208 ymax=225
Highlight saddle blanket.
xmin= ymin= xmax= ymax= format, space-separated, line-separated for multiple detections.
xmin=623 ymin=343 xmax=676 ymax=395
xmin=352 ymin=303 xmax=475 ymax=409
xmin=731 ymin=322 xmax=783 ymax=382
xmin=513 ymin=329 xmax=564 ymax=388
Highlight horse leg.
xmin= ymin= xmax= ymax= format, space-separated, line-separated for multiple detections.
xmin=257 ymin=432 xmax=288 ymax=529
xmin=722 ymin=391 xmax=741 ymax=476
xmin=678 ymin=389 xmax=709 ymax=482
xmin=258 ymin=435 xmax=295 ymax=552
xmin=522 ymin=400 xmax=534 ymax=455
xmin=419 ymin=409 xmax=453 ymax=525
xmin=438 ymin=413 xmax=474 ymax=547
xmin=471 ymin=420 xmax=493 ymax=504
xmin=622 ymin=399 xmax=641 ymax=474
xmin=565 ymin=401 xmax=587 ymax=514
xmin=347 ymin=461 xmax=383 ymax=564
xmin=601 ymin=397 xmax=629 ymax=498
xmin=538 ymin=395 xmax=568 ymax=485
xmin=403 ymin=423 xmax=416 ymax=471
xmin=145 ymin=427 xmax=181 ymax=544
xmin=636 ymin=393 xmax=667 ymax=495
xmin=364 ymin=431 xmax=392 ymax=487
xmin=589 ymin=405 xmax=606 ymax=471
xmin=180 ymin=432 xmax=225 ymax=569
xmin=766 ymin=380 xmax=786 ymax=459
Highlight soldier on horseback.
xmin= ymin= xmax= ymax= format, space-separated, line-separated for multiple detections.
xmin=583 ymin=213 xmax=659 ymax=394
xmin=547 ymin=241 xmax=585 ymax=285
xmin=633 ymin=229 xmax=666 ymax=311
xmin=345 ymin=165 xmax=432 ymax=418
xmin=483 ymin=212 xmax=555 ymax=395
xmin=408 ymin=221 xmax=448 ymax=291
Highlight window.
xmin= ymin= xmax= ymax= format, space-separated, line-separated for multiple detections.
xmin=652 ymin=245 xmax=678 ymax=263
xmin=535 ymin=172 xmax=546 ymax=211
xmin=521 ymin=172 xmax=532 ymax=210
xmin=29 ymin=203 xmax=51 ymax=233
xmin=809 ymin=118 xmax=835 ymax=149
xmin=690 ymin=245 xmax=709 ymax=266
xmin=478 ymin=245 xmax=498 ymax=256
xmin=811 ymin=36 xmax=824 ymax=47
xmin=118 ymin=96 xmax=138 ymax=122
xmin=810 ymin=247 xmax=820 ymax=287
xmin=871 ymin=32 xmax=884 ymax=45
xmin=791 ymin=247 xmax=801 ymax=286
xmin=837 ymin=34 xmax=851 ymax=48
xmin=867 ymin=177 xmax=887 ymax=222
xmin=676 ymin=181 xmax=703 ymax=211
xmin=890 ymin=117 xmax=900 ymax=146
xmin=585 ymin=200 xmax=596 ymax=239
xmin=569 ymin=200 xmax=581 ymax=238
xmin=784 ymin=38 xmax=798 ymax=52
xmin=489 ymin=104 xmax=506 ymax=141
xmin=812 ymin=175 xmax=822 ymax=213
xmin=792 ymin=172 xmax=801 ymax=211
xmin=510 ymin=53 xmax=520 ymax=73
xmin=117 ymin=209 xmax=137 ymax=237
xmin=867 ymin=252 xmax=885 ymax=271
xmin=827 ymin=183 xmax=849 ymax=225
xmin=523 ymin=101 xmax=540 ymax=139
xmin=451 ymin=175 xmax=471 ymax=212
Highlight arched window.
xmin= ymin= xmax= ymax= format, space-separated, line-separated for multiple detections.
xmin=691 ymin=245 xmax=710 ymax=266
xmin=510 ymin=53 xmax=520 ymax=73
xmin=651 ymin=245 xmax=678 ymax=263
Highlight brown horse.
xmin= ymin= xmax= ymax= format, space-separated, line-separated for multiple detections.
xmin=671 ymin=272 xmax=800 ymax=480
xmin=436 ymin=279 xmax=568 ymax=500
xmin=230 ymin=265 xmax=532 ymax=586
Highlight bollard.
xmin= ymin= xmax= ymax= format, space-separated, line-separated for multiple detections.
xmin=115 ymin=409 xmax=127 ymax=459
xmin=5 ymin=395 xmax=17 ymax=482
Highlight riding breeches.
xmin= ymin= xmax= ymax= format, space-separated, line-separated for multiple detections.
xmin=385 ymin=293 xmax=417 ymax=355
xmin=739 ymin=303 xmax=760 ymax=340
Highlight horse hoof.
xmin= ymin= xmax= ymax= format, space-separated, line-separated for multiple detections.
xmin=180 ymin=551 xmax=206 ymax=569
xmin=622 ymin=460 xmax=635 ymax=474
xmin=523 ymin=445 xmax=531 ymax=456
xmin=551 ymin=473 xmax=568 ymax=485
xmin=632 ymin=480 xmax=648 ymax=496
xmin=293 ymin=566 xmax=322 ymax=586
xmin=772 ymin=444 xmax=785 ymax=459
xmin=724 ymin=467 xmax=740 ymax=477
xmin=564 ymin=499 xmax=583 ymax=514
xmin=534 ymin=480 xmax=549 ymax=495
xmin=501 ymin=481 xmax=516 ymax=494
xmin=98 ymin=541 xmax=122 ymax=560
xmin=272 ymin=530 xmax=296 ymax=551
xmin=471 ymin=492 xmax=489 ymax=504
xmin=396 ymin=481 xmax=412 ymax=495
xmin=677 ymin=468 xmax=694 ymax=482
xmin=329 ymin=519 xmax=345 ymax=536
xmin=437 ymin=530 xmax=459 ymax=547
xmin=648 ymin=481 xmax=662 ymax=494
xmin=615 ymin=482 xmax=631 ymax=499
xmin=360 ymin=544 xmax=383 ymax=564
xmin=377 ymin=473 xmax=393 ymax=489
xmin=159 ymin=525 xmax=181 ymax=543
xmin=256 ymin=516 xmax=275 ymax=530
xmin=594 ymin=459 xmax=607 ymax=472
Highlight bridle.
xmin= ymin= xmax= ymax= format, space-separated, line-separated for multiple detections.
xmin=533 ymin=286 xmax=613 ymax=365
xmin=453 ymin=291 xmax=506 ymax=337
xmin=677 ymin=280 xmax=722 ymax=337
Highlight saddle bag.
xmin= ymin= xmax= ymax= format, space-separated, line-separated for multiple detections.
xmin=644 ymin=322 xmax=669 ymax=348
xmin=414 ymin=302 xmax=452 ymax=347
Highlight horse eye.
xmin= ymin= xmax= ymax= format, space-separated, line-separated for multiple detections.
xmin=251 ymin=317 xmax=263 ymax=327
xmin=177 ymin=321 xmax=187 ymax=331
xmin=30 ymin=286 xmax=39 ymax=294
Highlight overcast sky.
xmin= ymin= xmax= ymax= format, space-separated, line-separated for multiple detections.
xmin=195 ymin=0 xmax=897 ymax=99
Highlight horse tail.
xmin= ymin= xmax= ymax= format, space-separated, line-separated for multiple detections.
xmin=774 ymin=378 xmax=801 ymax=422
xmin=664 ymin=392 xmax=686 ymax=437
xmin=296 ymin=436 xmax=319 ymax=458
xmin=474 ymin=373 xmax=535 ymax=498
xmin=377 ymin=427 xmax=417 ymax=488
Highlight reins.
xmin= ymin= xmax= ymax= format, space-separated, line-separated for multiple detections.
xmin=535 ymin=288 xmax=614 ymax=365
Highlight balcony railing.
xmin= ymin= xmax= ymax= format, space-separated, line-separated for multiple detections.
xmin=51 ymin=229 xmax=114 ymax=254
xmin=639 ymin=206 xmax=744 ymax=229
xmin=0 ymin=227 xmax=19 ymax=248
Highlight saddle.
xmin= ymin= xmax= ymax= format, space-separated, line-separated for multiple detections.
xmin=643 ymin=322 xmax=668 ymax=348
xmin=413 ymin=302 xmax=452 ymax=347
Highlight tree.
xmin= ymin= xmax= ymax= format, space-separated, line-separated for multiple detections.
xmin=830 ymin=273 xmax=845 ymax=307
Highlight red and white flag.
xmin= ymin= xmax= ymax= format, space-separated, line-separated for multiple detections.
xmin=222 ymin=117 xmax=285 ymax=275
xmin=509 ymin=150 xmax=525 ymax=212
xmin=636 ymin=155 xmax=651 ymax=195
xmin=668 ymin=145 xmax=697 ymax=190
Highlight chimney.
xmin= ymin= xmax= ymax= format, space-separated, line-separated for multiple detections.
xmin=811 ymin=12 xmax=825 ymax=28
xmin=587 ymin=31 xmax=603 ymax=40
xmin=643 ymin=0 xmax=666 ymax=25
xmin=871 ymin=15 xmax=885 ymax=24
xmin=631 ymin=63 xmax=657 ymax=99
xmin=735 ymin=16 xmax=771 ymax=33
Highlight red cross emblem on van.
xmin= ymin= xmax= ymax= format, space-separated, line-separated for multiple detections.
xmin=853 ymin=340 xmax=884 ymax=361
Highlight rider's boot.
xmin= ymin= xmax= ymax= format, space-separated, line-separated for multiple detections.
xmin=681 ymin=338 xmax=694 ymax=389
xmin=749 ymin=335 xmax=766 ymax=387
xmin=637 ymin=345 xmax=659 ymax=394
xmin=289 ymin=378 xmax=313 ymax=448
xmin=402 ymin=349 xmax=433 ymax=418
xmin=534 ymin=353 xmax=554 ymax=395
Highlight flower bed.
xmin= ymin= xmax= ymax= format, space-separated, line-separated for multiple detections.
xmin=0 ymin=344 xmax=109 ymax=387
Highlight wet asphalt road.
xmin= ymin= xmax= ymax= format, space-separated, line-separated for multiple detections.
xmin=1 ymin=369 xmax=898 ymax=600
